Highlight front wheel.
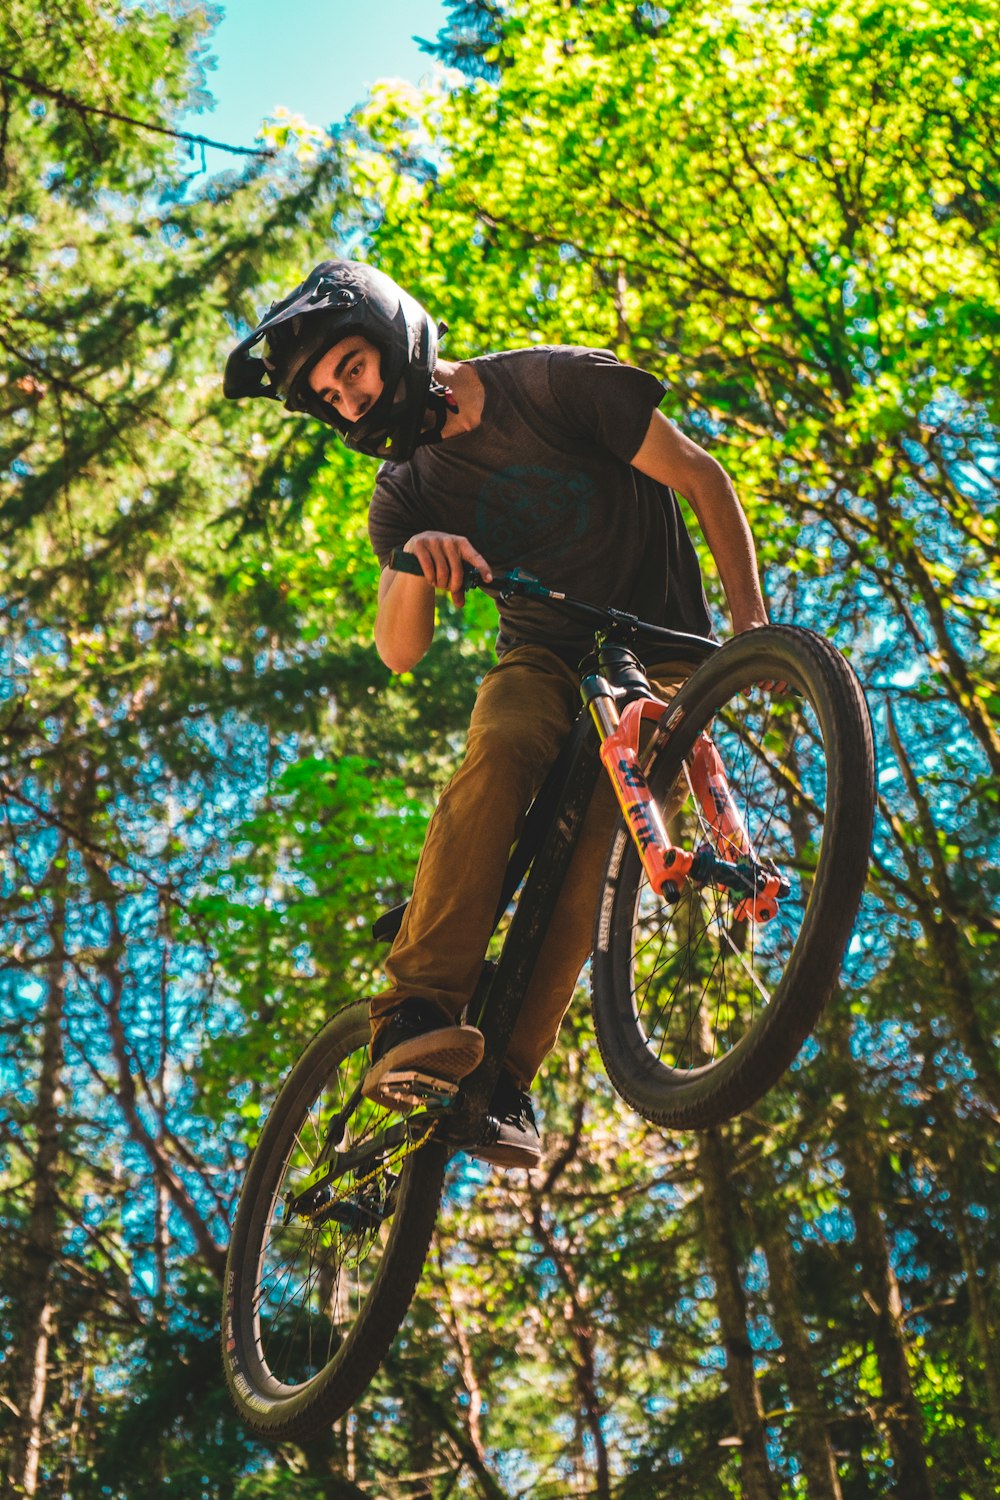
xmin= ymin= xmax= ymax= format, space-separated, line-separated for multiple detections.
xmin=591 ymin=627 xmax=874 ymax=1129
xmin=222 ymin=1002 xmax=447 ymax=1440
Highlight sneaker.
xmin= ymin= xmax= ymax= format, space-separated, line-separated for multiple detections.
xmin=363 ymin=998 xmax=485 ymax=1110
xmin=470 ymin=1069 xmax=542 ymax=1169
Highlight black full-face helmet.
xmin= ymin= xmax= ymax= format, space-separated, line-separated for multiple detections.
xmin=223 ymin=260 xmax=444 ymax=461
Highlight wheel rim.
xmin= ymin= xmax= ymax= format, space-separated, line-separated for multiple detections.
xmin=628 ymin=678 xmax=829 ymax=1078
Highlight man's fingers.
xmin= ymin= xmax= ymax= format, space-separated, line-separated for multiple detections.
xmin=403 ymin=534 xmax=492 ymax=595
xmin=422 ymin=542 xmax=451 ymax=591
xmin=461 ymin=542 xmax=492 ymax=582
xmin=447 ymin=543 xmax=466 ymax=597
xmin=407 ymin=542 xmax=437 ymax=587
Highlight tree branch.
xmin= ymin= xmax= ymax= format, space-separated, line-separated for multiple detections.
xmin=0 ymin=66 xmax=275 ymax=159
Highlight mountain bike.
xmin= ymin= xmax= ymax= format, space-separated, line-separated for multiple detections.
xmin=222 ymin=553 xmax=875 ymax=1439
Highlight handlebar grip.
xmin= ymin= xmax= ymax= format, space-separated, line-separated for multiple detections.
xmin=389 ymin=547 xmax=425 ymax=576
xmin=388 ymin=547 xmax=483 ymax=591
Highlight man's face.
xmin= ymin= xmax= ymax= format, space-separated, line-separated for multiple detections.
xmin=308 ymin=335 xmax=383 ymax=423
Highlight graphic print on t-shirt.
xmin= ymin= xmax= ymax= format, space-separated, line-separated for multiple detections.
xmin=473 ymin=465 xmax=596 ymax=563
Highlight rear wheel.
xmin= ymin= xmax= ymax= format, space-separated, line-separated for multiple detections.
xmin=222 ymin=1002 xmax=447 ymax=1439
xmin=591 ymin=626 xmax=874 ymax=1128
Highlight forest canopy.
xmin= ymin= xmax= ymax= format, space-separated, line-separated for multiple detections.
xmin=1 ymin=1 xmax=998 ymax=1496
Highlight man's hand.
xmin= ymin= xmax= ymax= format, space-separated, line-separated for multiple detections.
xmin=377 ymin=533 xmax=492 ymax=672
xmin=731 ymin=614 xmax=786 ymax=692
xmin=730 ymin=608 xmax=771 ymax=635
xmin=401 ymin=532 xmax=493 ymax=607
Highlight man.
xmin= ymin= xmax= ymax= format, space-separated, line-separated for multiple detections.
xmin=225 ymin=259 xmax=769 ymax=1168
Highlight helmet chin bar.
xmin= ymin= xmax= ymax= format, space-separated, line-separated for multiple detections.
xmin=324 ymin=378 xmax=449 ymax=460
xmin=344 ymin=389 xmax=449 ymax=460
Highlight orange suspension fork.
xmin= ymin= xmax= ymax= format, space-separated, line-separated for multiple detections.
xmin=683 ymin=733 xmax=785 ymax=921
xmin=591 ymin=691 xmax=681 ymax=898
xmin=591 ymin=692 xmax=786 ymax=922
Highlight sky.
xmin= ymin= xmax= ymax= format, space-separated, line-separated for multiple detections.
xmin=179 ymin=0 xmax=451 ymax=175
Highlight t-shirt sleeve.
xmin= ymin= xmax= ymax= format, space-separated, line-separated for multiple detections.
xmin=545 ymin=347 xmax=667 ymax=463
xmin=368 ymin=462 xmax=420 ymax=569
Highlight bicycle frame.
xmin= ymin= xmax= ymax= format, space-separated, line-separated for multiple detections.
xmin=286 ymin=625 xmax=794 ymax=1205
xmin=368 ymin=553 xmax=791 ymax=1147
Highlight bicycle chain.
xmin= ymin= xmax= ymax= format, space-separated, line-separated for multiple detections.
xmin=303 ymin=1114 xmax=441 ymax=1224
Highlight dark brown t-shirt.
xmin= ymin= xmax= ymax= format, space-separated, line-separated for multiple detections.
xmin=368 ymin=346 xmax=712 ymax=663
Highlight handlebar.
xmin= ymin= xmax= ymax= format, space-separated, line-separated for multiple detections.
xmin=388 ymin=547 xmax=718 ymax=662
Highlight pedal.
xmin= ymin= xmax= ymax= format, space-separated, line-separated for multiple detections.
xmin=378 ymin=1070 xmax=459 ymax=1110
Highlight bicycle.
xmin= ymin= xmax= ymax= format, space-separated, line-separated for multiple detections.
xmin=222 ymin=551 xmax=875 ymax=1439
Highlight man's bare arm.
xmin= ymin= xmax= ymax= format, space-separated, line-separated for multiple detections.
xmin=375 ymin=532 xmax=493 ymax=674
xmin=630 ymin=411 xmax=769 ymax=634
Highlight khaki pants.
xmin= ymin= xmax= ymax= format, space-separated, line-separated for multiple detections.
xmin=372 ymin=643 xmax=689 ymax=1086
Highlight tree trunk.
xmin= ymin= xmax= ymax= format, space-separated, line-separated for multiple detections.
xmin=87 ymin=855 xmax=227 ymax=1280
xmin=439 ymin=1264 xmax=491 ymax=1480
xmin=755 ymin=1206 xmax=843 ymax=1500
xmin=828 ymin=1037 xmax=934 ymax=1500
xmin=529 ymin=1202 xmax=612 ymax=1500
xmin=940 ymin=1132 xmax=1000 ymax=1465
xmin=836 ymin=1125 xmax=933 ymax=1497
xmin=882 ymin=707 xmax=1000 ymax=1116
xmin=9 ymin=854 xmax=68 ymax=1496
xmin=698 ymin=1127 xmax=778 ymax=1500
xmin=154 ymin=896 xmax=171 ymax=1314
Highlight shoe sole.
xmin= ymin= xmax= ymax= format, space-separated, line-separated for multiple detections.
xmin=468 ymin=1140 xmax=541 ymax=1170
xmin=363 ymin=1025 xmax=485 ymax=1109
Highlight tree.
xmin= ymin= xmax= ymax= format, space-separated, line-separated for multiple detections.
xmin=3 ymin=0 xmax=999 ymax=1491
